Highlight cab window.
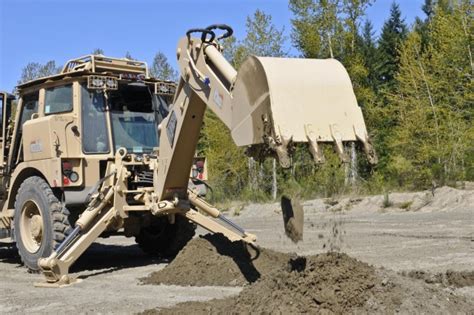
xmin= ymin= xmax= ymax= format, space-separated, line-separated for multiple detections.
xmin=11 ymin=92 xmax=39 ymax=164
xmin=45 ymin=85 xmax=73 ymax=114
xmin=81 ymin=85 xmax=110 ymax=154
xmin=20 ymin=93 xmax=39 ymax=127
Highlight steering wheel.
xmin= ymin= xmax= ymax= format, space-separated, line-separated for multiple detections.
xmin=205 ymin=24 xmax=233 ymax=40
xmin=186 ymin=28 xmax=216 ymax=43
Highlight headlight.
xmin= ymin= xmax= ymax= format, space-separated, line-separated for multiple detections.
xmin=88 ymin=76 xmax=118 ymax=90
xmin=155 ymin=82 xmax=176 ymax=96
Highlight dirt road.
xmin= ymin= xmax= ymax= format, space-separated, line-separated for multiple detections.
xmin=0 ymin=186 xmax=472 ymax=313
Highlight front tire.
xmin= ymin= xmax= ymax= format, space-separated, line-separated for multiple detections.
xmin=135 ymin=215 xmax=195 ymax=258
xmin=13 ymin=176 xmax=72 ymax=271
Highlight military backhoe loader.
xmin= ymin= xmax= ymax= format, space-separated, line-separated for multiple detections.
xmin=0 ymin=24 xmax=376 ymax=287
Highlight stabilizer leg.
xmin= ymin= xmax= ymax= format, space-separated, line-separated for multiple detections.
xmin=35 ymin=188 xmax=116 ymax=287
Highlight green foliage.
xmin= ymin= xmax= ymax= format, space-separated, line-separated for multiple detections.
xmin=289 ymin=0 xmax=343 ymax=58
xmin=18 ymin=61 xmax=61 ymax=85
xmin=226 ymin=9 xmax=287 ymax=68
xmin=375 ymin=2 xmax=408 ymax=91
xmin=200 ymin=9 xmax=288 ymax=202
xmin=150 ymin=52 xmax=178 ymax=81
xmin=399 ymin=200 xmax=413 ymax=210
xmin=360 ymin=20 xmax=378 ymax=90
xmin=206 ymin=0 xmax=473 ymax=201
xmin=200 ymin=111 xmax=249 ymax=202
xmin=386 ymin=2 xmax=473 ymax=188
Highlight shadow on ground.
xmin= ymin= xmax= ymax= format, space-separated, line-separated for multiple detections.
xmin=0 ymin=241 xmax=165 ymax=278
xmin=0 ymin=242 xmax=19 ymax=265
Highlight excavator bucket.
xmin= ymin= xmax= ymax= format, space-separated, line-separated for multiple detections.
xmin=230 ymin=56 xmax=377 ymax=168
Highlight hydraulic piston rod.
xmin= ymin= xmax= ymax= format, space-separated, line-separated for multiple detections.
xmin=188 ymin=190 xmax=248 ymax=237
xmin=204 ymin=44 xmax=237 ymax=86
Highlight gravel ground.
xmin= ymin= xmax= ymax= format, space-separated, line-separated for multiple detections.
xmin=0 ymin=186 xmax=472 ymax=314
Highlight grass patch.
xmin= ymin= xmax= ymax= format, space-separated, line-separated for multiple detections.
xmin=399 ymin=200 xmax=413 ymax=210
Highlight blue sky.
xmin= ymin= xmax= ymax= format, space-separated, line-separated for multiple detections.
xmin=0 ymin=0 xmax=424 ymax=92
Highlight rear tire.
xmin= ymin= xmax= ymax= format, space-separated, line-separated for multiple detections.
xmin=13 ymin=176 xmax=72 ymax=271
xmin=135 ymin=215 xmax=195 ymax=258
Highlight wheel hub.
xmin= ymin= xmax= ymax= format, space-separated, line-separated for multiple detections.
xmin=30 ymin=215 xmax=43 ymax=239
xmin=20 ymin=200 xmax=43 ymax=253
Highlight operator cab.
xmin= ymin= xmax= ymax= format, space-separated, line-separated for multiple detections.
xmin=6 ymin=55 xmax=205 ymax=210
xmin=6 ymin=56 xmax=176 ymax=204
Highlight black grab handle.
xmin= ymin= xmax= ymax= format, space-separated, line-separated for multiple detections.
xmin=186 ymin=28 xmax=216 ymax=43
xmin=205 ymin=24 xmax=233 ymax=40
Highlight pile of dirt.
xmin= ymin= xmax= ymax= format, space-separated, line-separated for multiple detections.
xmin=151 ymin=252 xmax=471 ymax=314
xmin=142 ymin=234 xmax=472 ymax=314
xmin=226 ymin=252 xmax=379 ymax=314
xmin=141 ymin=234 xmax=290 ymax=287
xmin=404 ymin=270 xmax=474 ymax=288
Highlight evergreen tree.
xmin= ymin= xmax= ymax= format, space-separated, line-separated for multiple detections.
xmin=342 ymin=0 xmax=373 ymax=54
xmin=422 ymin=0 xmax=435 ymax=18
xmin=92 ymin=48 xmax=104 ymax=55
xmin=415 ymin=0 xmax=437 ymax=51
xmin=229 ymin=9 xmax=287 ymax=68
xmin=124 ymin=51 xmax=134 ymax=60
xmin=243 ymin=9 xmax=287 ymax=57
xmin=376 ymin=2 xmax=408 ymax=90
xmin=360 ymin=20 xmax=378 ymax=90
xmin=150 ymin=52 xmax=178 ymax=81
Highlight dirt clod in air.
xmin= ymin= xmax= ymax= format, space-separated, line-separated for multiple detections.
xmin=321 ymin=216 xmax=346 ymax=251
xmin=281 ymin=196 xmax=304 ymax=243
xmin=141 ymin=233 xmax=291 ymax=287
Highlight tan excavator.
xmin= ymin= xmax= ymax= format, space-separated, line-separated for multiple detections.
xmin=0 ymin=24 xmax=376 ymax=287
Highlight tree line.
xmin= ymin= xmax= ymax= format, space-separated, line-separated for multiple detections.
xmin=200 ymin=0 xmax=473 ymax=201
xmin=17 ymin=49 xmax=177 ymax=86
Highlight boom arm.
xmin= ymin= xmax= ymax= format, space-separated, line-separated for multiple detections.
xmin=155 ymin=25 xmax=376 ymax=201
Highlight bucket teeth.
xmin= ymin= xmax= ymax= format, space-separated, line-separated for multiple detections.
xmin=354 ymin=127 xmax=378 ymax=165
xmin=363 ymin=141 xmax=377 ymax=165
xmin=307 ymin=138 xmax=325 ymax=164
xmin=330 ymin=125 xmax=349 ymax=163
xmin=304 ymin=125 xmax=325 ymax=164
xmin=267 ymin=134 xmax=292 ymax=169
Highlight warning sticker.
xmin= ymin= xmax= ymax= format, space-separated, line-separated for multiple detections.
xmin=30 ymin=139 xmax=43 ymax=153
xmin=213 ymin=90 xmax=223 ymax=108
